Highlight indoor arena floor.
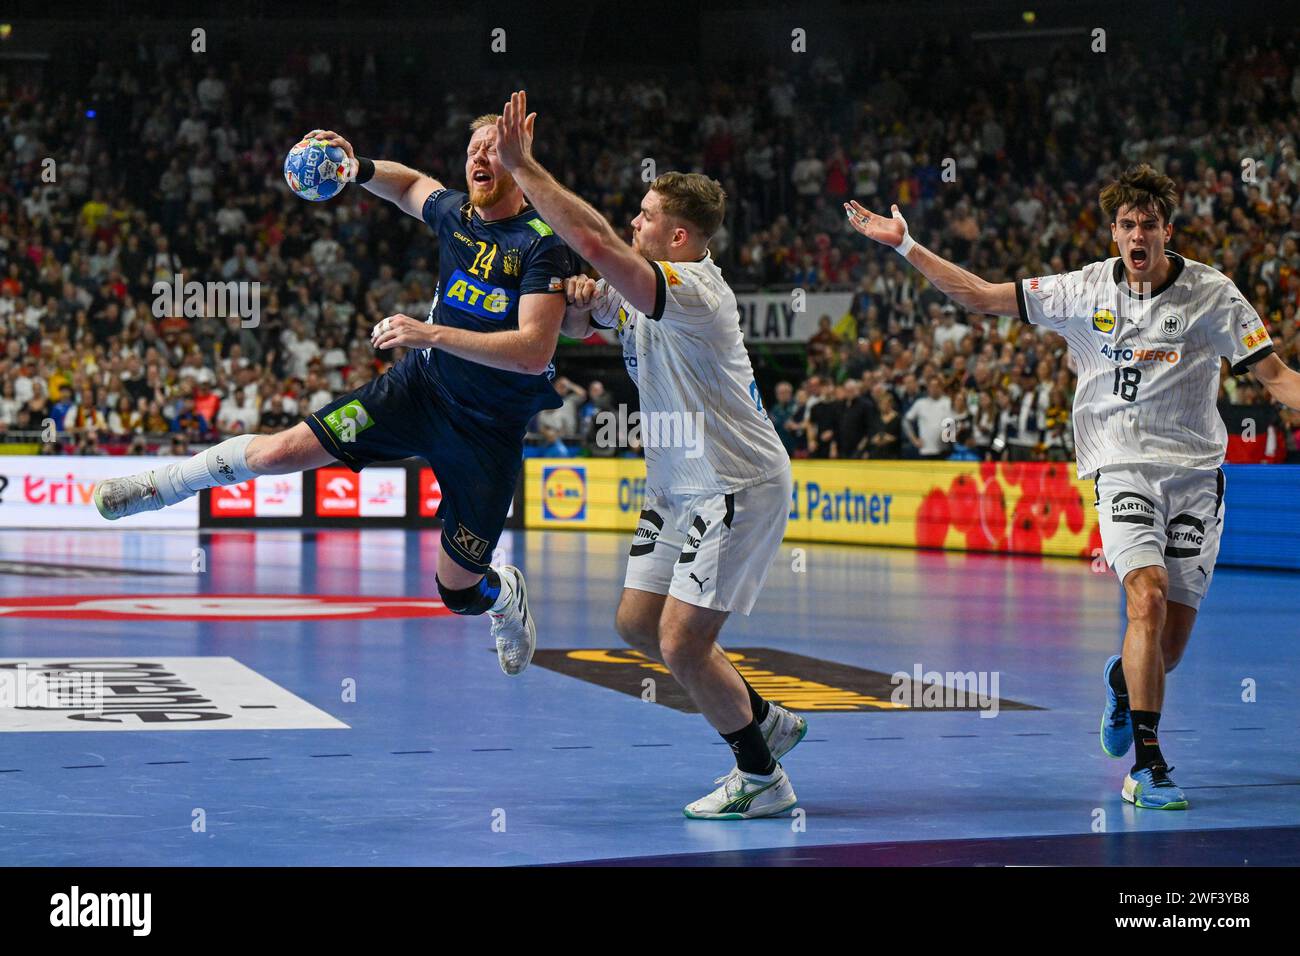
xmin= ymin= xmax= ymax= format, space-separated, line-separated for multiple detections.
xmin=1 ymin=528 xmax=1297 ymax=867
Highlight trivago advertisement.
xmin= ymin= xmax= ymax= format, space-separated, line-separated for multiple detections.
xmin=0 ymin=456 xmax=199 ymax=530
xmin=524 ymin=458 xmax=1103 ymax=559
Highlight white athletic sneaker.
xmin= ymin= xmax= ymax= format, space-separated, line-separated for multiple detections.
xmin=93 ymin=471 xmax=165 ymax=520
xmin=761 ymin=703 xmax=808 ymax=761
xmin=488 ymin=565 xmax=536 ymax=676
xmin=684 ymin=764 xmax=798 ymax=820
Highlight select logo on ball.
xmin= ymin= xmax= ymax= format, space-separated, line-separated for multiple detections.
xmin=542 ymin=466 xmax=587 ymax=521
xmin=284 ymin=136 xmax=348 ymax=203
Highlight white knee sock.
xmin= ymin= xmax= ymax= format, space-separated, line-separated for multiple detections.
xmin=153 ymin=434 xmax=258 ymax=505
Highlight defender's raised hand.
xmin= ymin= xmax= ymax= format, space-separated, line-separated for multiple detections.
xmin=495 ymin=90 xmax=537 ymax=171
xmin=844 ymin=200 xmax=912 ymax=253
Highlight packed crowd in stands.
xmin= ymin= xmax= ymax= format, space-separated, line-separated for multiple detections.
xmin=2 ymin=22 xmax=1299 ymax=463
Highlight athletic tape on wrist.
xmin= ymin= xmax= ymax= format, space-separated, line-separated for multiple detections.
xmin=896 ymin=234 xmax=916 ymax=257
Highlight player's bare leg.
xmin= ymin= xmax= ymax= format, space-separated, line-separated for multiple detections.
xmin=94 ymin=422 xmax=336 ymax=519
xmin=1111 ymin=565 xmax=1188 ymax=809
xmin=1160 ymin=602 xmax=1197 ymax=674
xmin=434 ymin=543 xmax=535 ymax=677
xmin=654 ymin=597 xmax=797 ymax=819
xmin=615 ymin=588 xmax=806 ymax=763
xmin=614 ymin=587 xmax=668 ymax=661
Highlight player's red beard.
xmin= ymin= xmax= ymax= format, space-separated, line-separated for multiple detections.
xmin=469 ymin=171 xmax=516 ymax=210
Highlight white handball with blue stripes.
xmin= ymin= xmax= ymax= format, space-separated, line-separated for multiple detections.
xmin=283 ymin=136 xmax=349 ymax=202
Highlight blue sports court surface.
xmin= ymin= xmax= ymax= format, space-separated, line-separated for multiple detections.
xmin=1 ymin=528 xmax=1296 ymax=866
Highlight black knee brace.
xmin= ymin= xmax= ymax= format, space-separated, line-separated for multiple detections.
xmin=436 ymin=571 xmax=499 ymax=616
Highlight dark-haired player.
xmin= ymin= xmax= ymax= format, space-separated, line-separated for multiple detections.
xmin=846 ymin=163 xmax=1300 ymax=808
xmin=95 ymin=115 xmax=581 ymax=677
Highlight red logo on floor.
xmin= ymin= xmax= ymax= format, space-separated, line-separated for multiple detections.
xmin=0 ymin=595 xmax=452 ymax=621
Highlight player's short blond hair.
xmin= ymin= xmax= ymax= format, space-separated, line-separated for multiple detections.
xmin=651 ymin=171 xmax=727 ymax=238
xmin=469 ymin=114 xmax=501 ymax=133
xmin=1100 ymin=163 xmax=1179 ymax=226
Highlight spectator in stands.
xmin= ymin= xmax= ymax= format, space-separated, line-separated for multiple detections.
xmin=904 ymin=376 xmax=955 ymax=461
xmin=535 ymin=377 xmax=587 ymax=438
xmin=524 ymin=424 xmax=573 ymax=459
xmin=867 ymin=389 xmax=902 ymax=459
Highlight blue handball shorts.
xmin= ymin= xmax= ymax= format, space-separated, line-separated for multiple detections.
xmin=305 ymin=352 xmax=525 ymax=574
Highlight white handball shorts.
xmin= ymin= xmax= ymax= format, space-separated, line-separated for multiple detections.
xmin=1094 ymin=461 xmax=1225 ymax=610
xmin=623 ymin=471 xmax=792 ymax=615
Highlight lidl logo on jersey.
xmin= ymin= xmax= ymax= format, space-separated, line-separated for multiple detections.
xmin=1099 ymin=344 xmax=1181 ymax=365
xmin=1092 ymin=308 xmax=1117 ymax=335
xmin=541 ymin=465 xmax=587 ymax=520
xmin=442 ymin=269 xmax=516 ymax=320
xmin=1242 ymin=326 xmax=1269 ymax=351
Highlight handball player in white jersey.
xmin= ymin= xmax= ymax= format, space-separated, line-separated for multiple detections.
xmin=846 ymin=164 xmax=1300 ymax=809
xmin=495 ymin=91 xmax=805 ymax=819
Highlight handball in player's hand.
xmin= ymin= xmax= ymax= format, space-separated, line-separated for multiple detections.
xmin=284 ymin=132 xmax=352 ymax=202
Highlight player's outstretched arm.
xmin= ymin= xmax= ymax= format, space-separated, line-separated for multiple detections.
xmin=494 ymin=90 xmax=659 ymax=315
xmin=844 ymin=200 xmax=1018 ymax=318
xmin=1251 ymin=353 xmax=1300 ymax=410
xmin=309 ymin=129 xmax=443 ymax=221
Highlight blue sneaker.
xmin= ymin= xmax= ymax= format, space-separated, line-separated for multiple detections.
xmin=1100 ymin=654 xmax=1132 ymax=758
xmin=1123 ymin=764 xmax=1189 ymax=810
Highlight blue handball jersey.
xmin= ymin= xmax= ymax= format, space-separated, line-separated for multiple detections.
xmin=418 ymin=188 xmax=580 ymax=426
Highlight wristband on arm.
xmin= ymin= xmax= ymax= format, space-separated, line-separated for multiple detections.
xmin=354 ymin=156 xmax=376 ymax=185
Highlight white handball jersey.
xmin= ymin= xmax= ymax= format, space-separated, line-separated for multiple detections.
xmin=1018 ymin=252 xmax=1274 ymax=478
xmin=589 ymin=255 xmax=790 ymax=497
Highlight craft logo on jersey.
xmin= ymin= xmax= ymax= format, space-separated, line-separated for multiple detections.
xmin=1092 ymin=308 xmax=1117 ymax=335
xmin=1242 ymin=326 xmax=1268 ymax=351
xmin=442 ymin=269 xmax=515 ymax=321
xmin=541 ymin=465 xmax=586 ymax=520
xmin=1160 ymin=313 xmax=1185 ymax=338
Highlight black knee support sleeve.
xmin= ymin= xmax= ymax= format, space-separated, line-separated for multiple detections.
xmin=436 ymin=571 xmax=499 ymax=616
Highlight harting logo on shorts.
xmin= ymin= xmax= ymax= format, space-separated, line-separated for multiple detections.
xmin=50 ymin=886 xmax=151 ymax=936
xmin=629 ymin=509 xmax=663 ymax=556
xmin=1111 ymin=492 xmax=1156 ymax=527
xmin=1165 ymin=514 xmax=1205 ymax=557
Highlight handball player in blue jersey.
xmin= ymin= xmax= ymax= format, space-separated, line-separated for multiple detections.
xmin=95 ymin=114 xmax=581 ymax=676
